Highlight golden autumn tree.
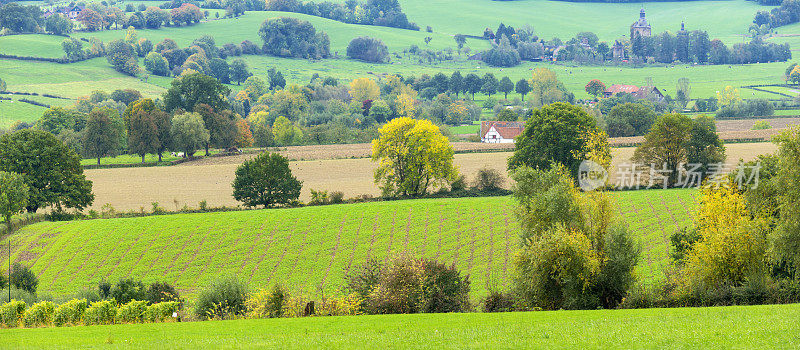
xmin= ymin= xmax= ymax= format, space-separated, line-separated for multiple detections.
xmin=395 ymin=93 xmax=416 ymax=118
xmin=716 ymin=85 xmax=742 ymax=109
xmin=349 ymin=77 xmax=380 ymax=102
xmin=682 ymin=181 xmax=769 ymax=289
xmin=372 ymin=117 xmax=458 ymax=197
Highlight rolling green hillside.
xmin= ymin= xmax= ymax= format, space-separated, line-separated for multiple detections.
xmin=4 ymin=189 xmax=697 ymax=299
xmin=3 ymin=303 xmax=799 ymax=349
xmin=0 ymin=0 xmax=791 ymax=125
xmin=76 ymin=11 xmax=488 ymax=54
xmin=0 ymin=34 xmax=66 ymax=58
xmin=397 ymin=0 xmax=764 ymax=44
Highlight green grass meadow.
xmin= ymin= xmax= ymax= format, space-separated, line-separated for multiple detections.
xmin=76 ymin=11 xmax=488 ymax=54
xmin=0 ymin=34 xmax=66 ymax=58
xmin=1 ymin=303 xmax=798 ymax=349
xmin=0 ymin=0 xmax=795 ymax=125
xmin=399 ymin=0 xmax=764 ymax=44
xmin=3 ymin=189 xmax=696 ymax=300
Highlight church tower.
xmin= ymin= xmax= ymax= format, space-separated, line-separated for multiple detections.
xmin=630 ymin=8 xmax=652 ymax=40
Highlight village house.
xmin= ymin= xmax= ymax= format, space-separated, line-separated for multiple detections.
xmin=61 ymin=5 xmax=85 ymax=20
xmin=603 ymin=84 xmax=666 ymax=103
xmin=480 ymin=121 xmax=525 ymax=143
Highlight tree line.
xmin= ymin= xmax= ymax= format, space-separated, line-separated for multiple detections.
xmin=477 ymin=22 xmax=791 ymax=67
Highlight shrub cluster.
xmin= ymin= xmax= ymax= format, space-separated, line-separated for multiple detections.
xmin=509 ymin=165 xmax=640 ymax=310
xmin=345 ymin=257 xmax=472 ymax=314
xmin=195 ymin=275 xmax=249 ymax=320
xmin=346 ymin=37 xmax=389 ymax=63
xmin=52 ymin=299 xmax=88 ymax=327
xmin=715 ymin=99 xmax=774 ymax=119
xmin=0 ymin=298 xmax=181 ymax=328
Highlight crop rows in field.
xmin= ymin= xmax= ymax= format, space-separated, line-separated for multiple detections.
xmin=4 ymin=190 xmax=697 ymax=299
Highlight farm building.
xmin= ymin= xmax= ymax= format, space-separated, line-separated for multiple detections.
xmin=60 ymin=5 xmax=85 ymax=20
xmin=603 ymin=84 xmax=665 ymax=103
xmin=480 ymin=121 xmax=525 ymax=143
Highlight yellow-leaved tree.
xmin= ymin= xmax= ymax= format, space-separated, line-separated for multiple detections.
xmin=716 ymin=85 xmax=742 ymax=109
xmin=682 ymin=181 xmax=769 ymax=289
xmin=395 ymin=93 xmax=416 ymax=118
xmin=349 ymin=77 xmax=380 ymax=102
xmin=372 ymin=117 xmax=458 ymax=197
xmin=272 ymin=116 xmax=302 ymax=146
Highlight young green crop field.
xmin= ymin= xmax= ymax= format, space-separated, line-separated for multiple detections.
xmin=2 ymin=303 xmax=798 ymax=349
xmin=2 ymin=189 xmax=696 ymax=300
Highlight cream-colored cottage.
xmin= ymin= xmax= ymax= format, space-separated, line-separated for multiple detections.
xmin=480 ymin=121 xmax=525 ymax=143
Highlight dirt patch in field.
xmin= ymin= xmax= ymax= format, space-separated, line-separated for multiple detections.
xmin=85 ymin=142 xmax=777 ymax=212
xmin=189 ymin=142 xmax=515 ymax=166
xmin=715 ymin=118 xmax=800 ymax=132
xmin=86 ymin=152 xmax=516 ymax=211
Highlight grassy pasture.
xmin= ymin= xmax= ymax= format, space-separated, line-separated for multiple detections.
xmin=77 ymin=11 xmax=489 ymax=54
xmin=0 ymin=52 xmax=789 ymax=126
xmin=0 ymin=1 xmax=791 ymax=125
xmin=0 ymin=34 xmax=65 ymax=58
xmin=4 ymin=189 xmax=696 ymax=300
xmin=2 ymin=303 xmax=799 ymax=349
xmin=0 ymin=58 xmax=169 ymax=99
xmin=397 ymin=0 xmax=763 ymax=44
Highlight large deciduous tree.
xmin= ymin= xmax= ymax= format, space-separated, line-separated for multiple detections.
xmin=258 ymin=17 xmax=330 ymax=59
xmin=508 ymin=102 xmax=610 ymax=178
xmin=0 ymin=171 xmax=28 ymax=233
xmin=511 ymin=164 xmax=639 ymax=310
xmin=128 ymin=107 xmax=169 ymax=163
xmin=144 ymin=52 xmax=170 ymax=76
xmin=605 ymin=102 xmax=657 ymax=137
xmin=170 ymin=112 xmax=210 ymax=158
xmin=106 ymin=39 xmax=139 ymax=76
xmin=0 ymin=130 xmax=93 ymax=212
xmin=633 ymin=113 xmax=725 ymax=187
xmin=372 ymin=117 xmax=458 ymax=197
xmin=498 ymin=76 xmax=514 ymax=100
xmin=163 ymin=72 xmax=231 ymax=113
xmin=772 ymin=128 xmax=800 ymax=278
xmin=515 ymin=79 xmax=531 ymax=101
xmin=0 ymin=3 xmax=43 ymax=33
xmin=83 ymin=107 xmax=123 ymax=165
xmin=232 ymin=152 xmax=301 ymax=208
xmin=349 ymin=77 xmax=380 ymax=103
xmin=229 ymin=59 xmax=251 ymax=85
xmin=45 ymin=13 xmax=73 ymax=35
xmin=584 ymin=79 xmax=606 ymax=98
xmin=347 ymin=36 xmax=389 ymax=63
xmin=194 ymin=104 xmax=237 ymax=155
xmin=462 ymin=73 xmax=482 ymax=100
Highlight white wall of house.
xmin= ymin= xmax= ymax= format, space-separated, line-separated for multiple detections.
xmin=481 ymin=127 xmax=515 ymax=143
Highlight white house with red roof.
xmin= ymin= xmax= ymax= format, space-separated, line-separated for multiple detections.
xmin=480 ymin=121 xmax=525 ymax=143
xmin=603 ymin=84 xmax=665 ymax=103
